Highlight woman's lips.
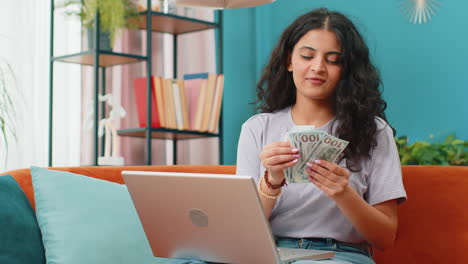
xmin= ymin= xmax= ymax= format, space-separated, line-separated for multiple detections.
xmin=307 ymin=78 xmax=325 ymax=85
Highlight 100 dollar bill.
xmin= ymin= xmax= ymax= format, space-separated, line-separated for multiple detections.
xmin=285 ymin=131 xmax=324 ymax=183
xmin=284 ymin=129 xmax=348 ymax=184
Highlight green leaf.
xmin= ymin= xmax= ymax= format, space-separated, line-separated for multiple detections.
xmin=444 ymin=133 xmax=456 ymax=144
xmin=62 ymin=0 xmax=141 ymax=47
xmin=397 ymin=134 xmax=468 ymax=166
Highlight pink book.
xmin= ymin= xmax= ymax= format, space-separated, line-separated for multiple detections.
xmin=184 ymin=78 xmax=204 ymax=130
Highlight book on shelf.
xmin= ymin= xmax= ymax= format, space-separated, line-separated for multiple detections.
xmin=184 ymin=77 xmax=204 ymax=130
xmin=171 ymin=80 xmax=184 ymax=130
xmin=208 ymin=74 xmax=224 ymax=133
xmin=133 ymin=76 xmax=161 ymax=128
xmin=132 ymin=74 xmax=224 ymax=134
xmin=193 ymin=78 xmax=208 ymax=131
xmin=184 ymin=72 xmax=209 ymax=80
xmin=153 ymin=76 xmax=166 ymax=127
xmin=163 ymin=78 xmax=177 ymax=129
xmin=200 ymin=74 xmax=218 ymax=132
xmin=177 ymin=79 xmax=190 ymax=130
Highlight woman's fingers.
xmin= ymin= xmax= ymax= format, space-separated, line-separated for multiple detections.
xmin=312 ymin=160 xmax=349 ymax=176
xmin=306 ymin=162 xmax=339 ymax=182
xmin=305 ymin=160 xmax=350 ymax=198
xmin=307 ymin=167 xmax=336 ymax=186
xmin=264 ymin=153 xmax=298 ymax=167
xmin=268 ymin=147 xmax=293 ymax=155
xmin=259 ymin=141 xmax=300 ymax=175
xmin=263 ymin=141 xmax=294 ymax=155
xmin=259 ymin=146 xmax=298 ymax=160
xmin=308 ymin=175 xmax=335 ymax=195
xmin=268 ymin=141 xmax=293 ymax=148
xmin=269 ymin=157 xmax=299 ymax=171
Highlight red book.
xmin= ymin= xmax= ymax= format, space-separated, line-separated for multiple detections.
xmin=133 ymin=77 xmax=161 ymax=128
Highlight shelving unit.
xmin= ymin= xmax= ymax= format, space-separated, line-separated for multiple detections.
xmin=49 ymin=0 xmax=223 ymax=166
xmin=118 ymin=128 xmax=219 ymax=140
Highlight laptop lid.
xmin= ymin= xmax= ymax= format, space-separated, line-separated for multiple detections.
xmin=123 ymin=171 xmax=281 ymax=264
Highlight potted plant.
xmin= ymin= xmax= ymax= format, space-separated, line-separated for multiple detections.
xmin=396 ymin=134 xmax=468 ymax=165
xmin=60 ymin=0 xmax=142 ymax=49
xmin=0 ymin=57 xmax=17 ymax=166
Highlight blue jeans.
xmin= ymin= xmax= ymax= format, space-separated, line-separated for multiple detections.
xmin=276 ymin=237 xmax=375 ymax=264
xmin=159 ymin=238 xmax=375 ymax=264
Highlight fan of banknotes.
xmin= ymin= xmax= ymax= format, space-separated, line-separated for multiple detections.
xmin=284 ymin=126 xmax=349 ymax=184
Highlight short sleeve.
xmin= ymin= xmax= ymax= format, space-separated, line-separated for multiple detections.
xmin=365 ymin=121 xmax=407 ymax=205
xmin=236 ymin=121 xmax=262 ymax=183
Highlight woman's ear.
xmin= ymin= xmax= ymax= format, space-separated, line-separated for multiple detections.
xmin=287 ymin=54 xmax=292 ymax=72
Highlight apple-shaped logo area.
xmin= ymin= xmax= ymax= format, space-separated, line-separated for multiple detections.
xmin=189 ymin=209 xmax=208 ymax=227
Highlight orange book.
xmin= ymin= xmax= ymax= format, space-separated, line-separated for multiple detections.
xmin=171 ymin=80 xmax=184 ymax=130
xmin=152 ymin=76 xmax=166 ymax=128
xmin=194 ymin=79 xmax=208 ymax=131
xmin=208 ymin=74 xmax=224 ymax=133
xmin=133 ymin=77 xmax=161 ymax=128
xmin=177 ymin=79 xmax=190 ymax=130
xmin=200 ymin=74 xmax=218 ymax=132
xmin=164 ymin=78 xmax=177 ymax=129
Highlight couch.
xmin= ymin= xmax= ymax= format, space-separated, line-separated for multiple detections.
xmin=2 ymin=165 xmax=468 ymax=263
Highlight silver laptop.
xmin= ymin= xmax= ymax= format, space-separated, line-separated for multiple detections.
xmin=123 ymin=171 xmax=334 ymax=264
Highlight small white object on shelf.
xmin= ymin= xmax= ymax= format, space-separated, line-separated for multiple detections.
xmin=175 ymin=0 xmax=276 ymax=9
xmin=84 ymin=93 xmax=127 ymax=166
xmin=98 ymin=93 xmax=126 ymax=166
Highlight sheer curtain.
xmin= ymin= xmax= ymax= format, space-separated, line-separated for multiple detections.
xmin=80 ymin=8 xmax=219 ymax=165
xmin=0 ymin=1 xmax=82 ymax=171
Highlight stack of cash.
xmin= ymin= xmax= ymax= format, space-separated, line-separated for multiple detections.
xmin=284 ymin=126 xmax=349 ymax=184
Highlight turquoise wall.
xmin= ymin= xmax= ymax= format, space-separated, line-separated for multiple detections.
xmin=222 ymin=0 xmax=468 ymax=164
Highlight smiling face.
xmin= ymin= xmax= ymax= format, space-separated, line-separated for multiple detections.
xmin=288 ymin=29 xmax=343 ymax=104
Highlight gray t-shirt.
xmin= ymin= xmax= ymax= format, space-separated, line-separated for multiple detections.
xmin=236 ymin=107 xmax=407 ymax=243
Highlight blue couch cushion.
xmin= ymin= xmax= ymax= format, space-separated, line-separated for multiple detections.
xmin=0 ymin=174 xmax=45 ymax=264
xmin=31 ymin=166 xmax=168 ymax=264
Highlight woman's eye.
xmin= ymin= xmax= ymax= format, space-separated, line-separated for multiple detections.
xmin=300 ymin=55 xmax=313 ymax=59
xmin=327 ymin=55 xmax=340 ymax=65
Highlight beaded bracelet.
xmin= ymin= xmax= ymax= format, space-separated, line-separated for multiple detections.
xmin=263 ymin=170 xmax=287 ymax=189
xmin=257 ymin=176 xmax=282 ymax=200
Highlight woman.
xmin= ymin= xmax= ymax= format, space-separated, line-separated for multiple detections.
xmin=236 ymin=8 xmax=407 ymax=264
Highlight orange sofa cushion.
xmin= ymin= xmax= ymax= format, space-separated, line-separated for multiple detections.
xmin=374 ymin=165 xmax=468 ymax=264
xmin=3 ymin=165 xmax=236 ymax=211
xmin=3 ymin=165 xmax=468 ymax=263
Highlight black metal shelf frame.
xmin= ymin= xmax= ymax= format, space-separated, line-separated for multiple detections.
xmin=49 ymin=0 xmax=223 ymax=166
xmin=52 ymin=50 xmax=147 ymax=67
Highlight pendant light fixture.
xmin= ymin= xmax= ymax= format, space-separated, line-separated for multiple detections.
xmin=399 ymin=0 xmax=442 ymax=24
xmin=176 ymin=0 xmax=276 ymax=9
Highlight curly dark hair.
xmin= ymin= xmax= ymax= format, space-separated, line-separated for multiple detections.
xmin=255 ymin=8 xmax=394 ymax=172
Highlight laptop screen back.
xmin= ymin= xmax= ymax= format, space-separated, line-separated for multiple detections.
xmin=123 ymin=171 xmax=281 ymax=264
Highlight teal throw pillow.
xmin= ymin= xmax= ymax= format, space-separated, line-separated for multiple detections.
xmin=30 ymin=166 xmax=168 ymax=264
xmin=0 ymin=175 xmax=45 ymax=264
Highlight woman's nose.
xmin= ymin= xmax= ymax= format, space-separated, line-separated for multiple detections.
xmin=310 ymin=58 xmax=326 ymax=73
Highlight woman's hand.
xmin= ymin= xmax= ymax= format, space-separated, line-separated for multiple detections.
xmin=306 ymin=160 xmax=351 ymax=199
xmin=259 ymin=141 xmax=299 ymax=183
